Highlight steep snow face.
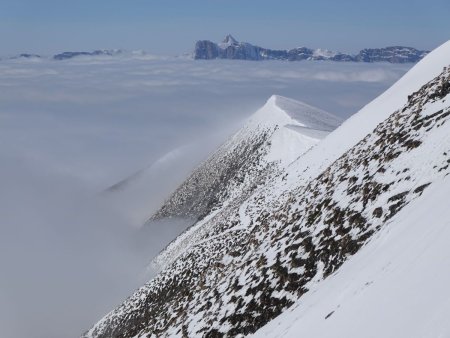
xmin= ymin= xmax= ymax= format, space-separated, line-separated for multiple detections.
xmin=250 ymin=95 xmax=341 ymax=132
xmin=83 ymin=43 xmax=450 ymax=338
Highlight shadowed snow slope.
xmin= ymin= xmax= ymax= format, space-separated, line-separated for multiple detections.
xmin=83 ymin=41 xmax=450 ymax=338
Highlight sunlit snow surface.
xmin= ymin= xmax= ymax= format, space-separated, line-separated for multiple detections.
xmin=0 ymin=56 xmax=411 ymax=338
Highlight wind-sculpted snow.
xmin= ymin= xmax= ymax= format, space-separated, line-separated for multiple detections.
xmin=83 ymin=50 xmax=450 ymax=337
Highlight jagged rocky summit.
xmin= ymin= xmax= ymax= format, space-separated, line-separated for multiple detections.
xmin=194 ymin=34 xmax=429 ymax=63
xmin=83 ymin=41 xmax=450 ymax=338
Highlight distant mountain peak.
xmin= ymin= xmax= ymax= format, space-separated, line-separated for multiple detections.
xmin=222 ymin=34 xmax=238 ymax=45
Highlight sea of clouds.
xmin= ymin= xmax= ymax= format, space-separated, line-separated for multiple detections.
xmin=0 ymin=55 xmax=411 ymax=337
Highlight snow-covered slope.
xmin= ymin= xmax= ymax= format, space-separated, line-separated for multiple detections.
xmin=83 ymin=41 xmax=450 ymax=338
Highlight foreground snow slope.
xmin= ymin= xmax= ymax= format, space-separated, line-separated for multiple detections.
xmin=252 ymin=175 xmax=450 ymax=338
xmin=83 ymin=41 xmax=450 ymax=338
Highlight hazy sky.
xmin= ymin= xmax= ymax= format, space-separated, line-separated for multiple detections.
xmin=1 ymin=0 xmax=449 ymax=55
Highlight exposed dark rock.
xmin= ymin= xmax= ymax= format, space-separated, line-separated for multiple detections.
xmin=372 ymin=207 xmax=383 ymax=218
xmin=325 ymin=311 xmax=335 ymax=319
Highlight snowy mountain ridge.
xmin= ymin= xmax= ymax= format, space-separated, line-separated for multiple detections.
xmin=83 ymin=41 xmax=450 ymax=338
xmin=149 ymin=96 xmax=341 ymax=270
xmin=149 ymin=95 xmax=340 ymax=223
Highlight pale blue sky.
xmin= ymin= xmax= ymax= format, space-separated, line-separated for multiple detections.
xmin=0 ymin=0 xmax=449 ymax=55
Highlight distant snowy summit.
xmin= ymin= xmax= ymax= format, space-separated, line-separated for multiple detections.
xmin=194 ymin=34 xmax=429 ymax=63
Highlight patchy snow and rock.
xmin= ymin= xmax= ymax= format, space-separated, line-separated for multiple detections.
xmin=252 ymin=173 xmax=450 ymax=338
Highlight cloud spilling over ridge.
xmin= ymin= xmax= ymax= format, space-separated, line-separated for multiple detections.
xmin=0 ymin=57 xmax=411 ymax=338
xmin=0 ymin=157 xmax=140 ymax=338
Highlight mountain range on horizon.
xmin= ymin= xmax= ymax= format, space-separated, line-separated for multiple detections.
xmin=83 ymin=40 xmax=450 ymax=337
xmin=195 ymin=34 xmax=429 ymax=63
xmin=0 ymin=35 xmax=429 ymax=63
